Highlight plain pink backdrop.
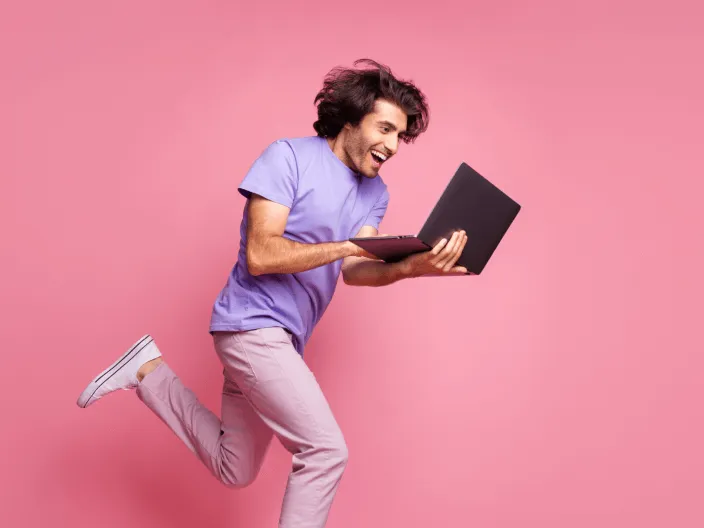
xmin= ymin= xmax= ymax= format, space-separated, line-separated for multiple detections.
xmin=2 ymin=1 xmax=703 ymax=527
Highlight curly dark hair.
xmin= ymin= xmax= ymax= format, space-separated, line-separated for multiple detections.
xmin=313 ymin=59 xmax=429 ymax=144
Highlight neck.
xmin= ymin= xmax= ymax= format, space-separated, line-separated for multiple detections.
xmin=326 ymin=134 xmax=355 ymax=171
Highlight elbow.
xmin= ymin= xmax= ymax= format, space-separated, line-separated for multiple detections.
xmin=246 ymin=236 xmax=281 ymax=276
xmin=246 ymin=248 xmax=266 ymax=276
xmin=341 ymin=269 xmax=357 ymax=286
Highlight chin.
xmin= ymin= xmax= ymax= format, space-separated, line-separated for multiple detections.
xmin=361 ymin=165 xmax=379 ymax=178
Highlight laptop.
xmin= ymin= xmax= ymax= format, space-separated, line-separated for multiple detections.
xmin=349 ymin=162 xmax=521 ymax=275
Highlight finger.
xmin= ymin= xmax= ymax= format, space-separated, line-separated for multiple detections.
xmin=430 ymin=237 xmax=449 ymax=256
xmin=440 ymin=231 xmax=464 ymax=268
xmin=431 ymin=232 xmax=459 ymax=266
xmin=435 ymin=231 xmax=463 ymax=269
xmin=444 ymin=233 xmax=468 ymax=271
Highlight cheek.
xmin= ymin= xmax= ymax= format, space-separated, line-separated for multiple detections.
xmin=363 ymin=134 xmax=378 ymax=154
xmin=356 ymin=140 xmax=369 ymax=163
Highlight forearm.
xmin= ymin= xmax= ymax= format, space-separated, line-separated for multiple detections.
xmin=342 ymin=258 xmax=409 ymax=287
xmin=248 ymin=236 xmax=357 ymax=276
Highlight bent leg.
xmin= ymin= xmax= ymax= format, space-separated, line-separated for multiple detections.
xmin=135 ymin=338 xmax=274 ymax=487
xmin=216 ymin=328 xmax=349 ymax=528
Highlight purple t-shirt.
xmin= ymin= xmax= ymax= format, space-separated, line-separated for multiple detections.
xmin=209 ymin=136 xmax=390 ymax=356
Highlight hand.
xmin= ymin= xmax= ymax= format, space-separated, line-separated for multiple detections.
xmin=399 ymin=231 xmax=468 ymax=278
xmin=347 ymin=241 xmax=381 ymax=260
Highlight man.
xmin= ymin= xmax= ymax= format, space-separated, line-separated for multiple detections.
xmin=77 ymin=59 xmax=467 ymax=528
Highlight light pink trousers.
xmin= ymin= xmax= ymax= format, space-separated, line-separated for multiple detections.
xmin=135 ymin=327 xmax=348 ymax=528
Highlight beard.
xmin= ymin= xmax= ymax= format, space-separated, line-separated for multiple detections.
xmin=346 ymin=134 xmax=378 ymax=178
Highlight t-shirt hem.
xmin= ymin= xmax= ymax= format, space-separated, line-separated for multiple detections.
xmin=238 ymin=185 xmax=293 ymax=209
xmin=209 ymin=322 xmax=289 ymax=334
xmin=210 ymin=322 xmax=305 ymax=356
xmin=362 ymin=219 xmax=382 ymax=230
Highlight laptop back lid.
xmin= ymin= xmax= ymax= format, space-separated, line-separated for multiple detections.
xmin=417 ymin=162 xmax=521 ymax=274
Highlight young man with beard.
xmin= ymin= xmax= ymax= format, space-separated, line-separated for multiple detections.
xmin=77 ymin=59 xmax=467 ymax=528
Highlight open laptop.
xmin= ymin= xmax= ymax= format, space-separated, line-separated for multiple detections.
xmin=349 ymin=162 xmax=521 ymax=275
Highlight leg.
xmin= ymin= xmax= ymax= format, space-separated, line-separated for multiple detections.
xmin=136 ymin=356 xmax=275 ymax=488
xmin=215 ymin=328 xmax=349 ymax=528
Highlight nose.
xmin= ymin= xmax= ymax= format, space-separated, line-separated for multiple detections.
xmin=384 ymin=135 xmax=399 ymax=156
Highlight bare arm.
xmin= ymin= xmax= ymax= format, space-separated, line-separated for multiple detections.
xmin=341 ymin=226 xmax=408 ymax=287
xmin=246 ymin=194 xmax=372 ymax=276
xmin=342 ymin=227 xmax=469 ymax=286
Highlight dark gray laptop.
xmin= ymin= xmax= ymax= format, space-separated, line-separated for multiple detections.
xmin=350 ymin=162 xmax=521 ymax=275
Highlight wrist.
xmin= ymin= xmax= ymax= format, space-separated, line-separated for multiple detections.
xmin=392 ymin=259 xmax=413 ymax=280
xmin=344 ymin=240 xmax=362 ymax=258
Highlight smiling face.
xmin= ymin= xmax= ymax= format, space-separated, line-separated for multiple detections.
xmin=328 ymin=99 xmax=408 ymax=178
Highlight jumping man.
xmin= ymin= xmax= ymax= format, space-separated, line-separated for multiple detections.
xmin=78 ymin=59 xmax=467 ymax=528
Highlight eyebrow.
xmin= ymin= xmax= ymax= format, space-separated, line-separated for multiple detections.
xmin=379 ymin=120 xmax=406 ymax=133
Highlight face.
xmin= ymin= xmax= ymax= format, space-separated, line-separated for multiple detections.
xmin=339 ymin=99 xmax=408 ymax=178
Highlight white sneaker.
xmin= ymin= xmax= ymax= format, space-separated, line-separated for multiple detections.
xmin=77 ymin=335 xmax=162 ymax=408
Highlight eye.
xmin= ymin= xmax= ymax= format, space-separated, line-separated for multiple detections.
xmin=381 ymin=126 xmax=390 ymax=133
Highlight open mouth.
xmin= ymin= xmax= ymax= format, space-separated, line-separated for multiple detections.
xmin=370 ymin=149 xmax=388 ymax=166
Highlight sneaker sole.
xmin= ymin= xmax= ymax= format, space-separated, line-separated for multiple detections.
xmin=76 ymin=334 xmax=154 ymax=408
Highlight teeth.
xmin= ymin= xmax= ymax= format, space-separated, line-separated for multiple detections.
xmin=371 ymin=150 xmax=387 ymax=161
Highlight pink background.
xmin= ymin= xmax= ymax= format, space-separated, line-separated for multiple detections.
xmin=2 ymin=1 xmax=703 ymax=527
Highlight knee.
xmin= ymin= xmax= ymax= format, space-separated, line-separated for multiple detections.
xmin=220 ymin=473 xmax=256 ymax=490
xmin=218 ymin=463 xmax=260 ymax=490
xmin=221 ymin=477 xmax=253 ymax=490
xmin=325 ymin=439 xmax=349 ymax=471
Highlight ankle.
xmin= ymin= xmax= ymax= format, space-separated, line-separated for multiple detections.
xmin=137 ymin=357 xmax=163 ymax=382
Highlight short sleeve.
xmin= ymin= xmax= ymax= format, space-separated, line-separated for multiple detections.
xmin=238 ymin=140 xmax=298 ymax=208
xmin=363 ymin=187 xmax=390 ymax=230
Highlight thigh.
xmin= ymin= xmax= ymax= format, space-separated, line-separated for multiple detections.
xmin=220 ymin=327 xmax=344 ymax=454
xmin=214 ymin=333 xmax=275 ymax=465
xmin=220 ymin=376 xmax=274 ymax=463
